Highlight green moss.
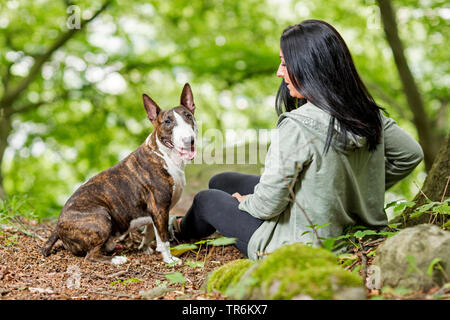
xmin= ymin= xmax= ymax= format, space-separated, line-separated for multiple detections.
xmin=262 ymin=265 xmax=363 ymax=299
xmin=249 ymin=244 xmax=362 ymax=300
xmin=250 ymin=243 xmax=338 ymax=280
xmin=207 ymin=259 xmax=255 ymax=293
xmin=207 ymin=243 xmax=364 ymax=300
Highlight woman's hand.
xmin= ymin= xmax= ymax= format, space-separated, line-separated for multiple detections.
xmin=232 ymin=192 xmax=252 ymax=203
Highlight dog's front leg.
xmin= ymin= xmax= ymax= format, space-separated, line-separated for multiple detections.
xmin=151 ymin=209 xmax=181 ymax=265
xmin=138 ymin=224 xmax=155 ymax=254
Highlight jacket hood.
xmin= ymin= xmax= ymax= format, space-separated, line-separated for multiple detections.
xmin=277 ymin=102 xmax=367 ymax=153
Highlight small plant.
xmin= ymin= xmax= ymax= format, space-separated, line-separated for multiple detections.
xmin=404 ymin=254 xmax=449 ymax=285
xmin=4 ymin=234 xmax=18 ymax=246
xmin=185 ymin=260 xmax=205 ymax=268
xmin=301 ymin=222 xmax=332 ymax=247
xmin=320 ymin=224 xmax=398 ymax=253
xmin=170 ymin=236 xmax=237 ymax=264
xmin=207 ymin=237 xmax=237 ymax=246
xmin=385 ymin=199 xmax=416 ymax=220
xmin=0 ymin=195 xmax=38 ymax=237
xmin=109 ymin=277 xmax=143 ymax=286
xmin=409 ymin=198 xmax=449 ymax=227
xmin=170 ymin=243 xmax=198 ymax=257
xmin=164 ymin=272 xmax=187 ymax=292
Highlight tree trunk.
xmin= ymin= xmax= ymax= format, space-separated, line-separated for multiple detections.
xmin=399 ymin=132 xmax=450 ymax=227
xmin=377 ymin=0 xmax=443 ymax=171
xmin=0 ymin=115 xmax=12 ymax=199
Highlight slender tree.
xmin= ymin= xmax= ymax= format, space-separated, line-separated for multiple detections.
xmin=376 ymin=0 xmax=444 ymax=171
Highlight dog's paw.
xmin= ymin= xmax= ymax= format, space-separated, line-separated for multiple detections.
xmin=111 ymin=256 xmax=128 ymax=265
xmin=141 ymin=246 xmax=154 ymax=254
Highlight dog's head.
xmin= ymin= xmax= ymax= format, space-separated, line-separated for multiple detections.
xmin=142 ymin=83 xmax=197 ymax=161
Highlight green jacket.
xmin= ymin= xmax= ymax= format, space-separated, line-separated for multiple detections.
xmin=239 ymin=102 xmax=423 ymax=260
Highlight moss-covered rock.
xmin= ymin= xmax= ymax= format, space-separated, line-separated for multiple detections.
xmin=207 ymin=243 xmax=365 ymax=300
xmin=207 ymin=259 xmax=255 ymax=294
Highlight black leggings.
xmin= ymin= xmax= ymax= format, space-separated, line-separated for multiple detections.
xmin=177 ymin=172 xmax=264 ymax=256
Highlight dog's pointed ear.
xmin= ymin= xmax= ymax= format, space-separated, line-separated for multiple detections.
xmin=180 ymin=83 xmax=195 ymax=114
xmin=143 ymin=93 xmax=161 ymax=122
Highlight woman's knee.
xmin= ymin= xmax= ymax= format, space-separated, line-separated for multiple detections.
xmin=193 ymin=189 xmax=225 ymax=209
xmin=208 ymin=172 xmax=233 ymax=190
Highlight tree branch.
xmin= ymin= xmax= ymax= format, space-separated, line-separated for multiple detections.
xmin=1 ymin=33 xmax=16 ymax=93
xmin=0 ymin=0 xmax=112 ymax=109
xmin=1 ymin=62 xmax=13 ymax=94
xmin=4 ymin=92 xmax=68 ymax=118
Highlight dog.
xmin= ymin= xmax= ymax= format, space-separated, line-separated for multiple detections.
xmin=41 ymin=83 xmax=198 ymax=265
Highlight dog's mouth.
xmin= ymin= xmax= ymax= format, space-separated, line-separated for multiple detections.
xmin=174 ymin=145 xmax=196 ymax=161
xmin=162 ymin=138 xmax=175 ymax=149
xmin=161 ymin=138 xmax=196 ymax=160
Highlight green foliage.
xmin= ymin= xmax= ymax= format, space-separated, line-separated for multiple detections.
xmin=0 ymin=0 xmax=447 ymax=219
xmin=321 ymin=223 xmax=399 ymax=253
xmin=206 ymin=236 xmax=237 ymax=246
xmin=386 ymin=199 xmax=416 ymax=216
xmin=0 ymin=195 xmax=39 ymax=239
xmin=109 ymin=277 xmax=143 ymax=286
xmin=0 ymin=195 xmax=36 ymax=223
xmin=380 ymin=286 xmax=413 ymax=297
xmin=426 ymin=258 xmax=443 ymax=277
xmin=170 ymin=243 xmax=198 ymax=257
xmin=171 ymin=237 xmax=237 ymax=260
xmin=405 ymin=253 xmax=449 ymax=284
xmin=164 ymin=272 xmax=186 ymax=285
xmin=322 ymin=196 xmax=449 ymax=253
xmin=409 ymin=198 xmax=450 ymax=221
xmin=185 ymin=260 xmax=205 ymax=268
xmin=3 ymin=234 xmax=18 ymax=246
xmin=405 ymin=254 xmax=420 ymax=277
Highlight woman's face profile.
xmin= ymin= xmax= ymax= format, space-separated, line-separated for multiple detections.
xmin=277 ymin=50 xmax=304 ymax=99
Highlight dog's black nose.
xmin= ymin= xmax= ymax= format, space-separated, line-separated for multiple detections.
xmin=183 ymin=136 xmax=195 ymax=146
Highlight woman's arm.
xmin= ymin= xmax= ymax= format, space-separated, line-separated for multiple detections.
xmin=238 ymin=118 xmax=312 ymax=220
xmin=383 ymin=115 xmax=424 ymax=190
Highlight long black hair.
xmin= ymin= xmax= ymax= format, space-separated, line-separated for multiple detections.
xmin=275 ymin=20 xmax=384 ymax=152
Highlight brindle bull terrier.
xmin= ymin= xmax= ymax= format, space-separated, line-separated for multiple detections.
xmin=41 ymin=83 xmax=198 ymax=265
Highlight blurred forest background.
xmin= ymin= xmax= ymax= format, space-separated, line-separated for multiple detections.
xmin=0 ymin=0 xmax=448 ymax=221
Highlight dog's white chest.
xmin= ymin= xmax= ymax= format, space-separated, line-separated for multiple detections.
xmin=153 ymin=132 xmax=188 ymax=210
xmin=161 ymin=152 xmax=186 ymax=210
xmin=168 ymin=164 xmax=186 ymax=210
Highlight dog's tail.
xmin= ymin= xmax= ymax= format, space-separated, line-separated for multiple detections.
xmin=40 ymin=231 xmax=59 ymax=257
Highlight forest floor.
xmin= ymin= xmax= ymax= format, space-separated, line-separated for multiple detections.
xmin=0 ymin=218 xmax=245 ymax=300
xmin=1 ymin=177 xmax=449 ymax=301
xmin=0 ymin=165 xmax=256 ymax=300
xmin=2 ymin=218 xmax=448 ymax=300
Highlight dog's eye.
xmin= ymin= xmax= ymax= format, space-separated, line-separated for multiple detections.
xmin=165 ymin=119 xmax=171 ymax=124
xmin=184 ymin=113 xmax=192 ymax=120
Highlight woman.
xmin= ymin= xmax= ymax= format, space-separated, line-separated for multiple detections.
xmin=169 ymin=20 xmax=423 ymax=260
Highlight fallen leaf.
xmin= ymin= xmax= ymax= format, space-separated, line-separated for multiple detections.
xmin=29 ymin=287 xmax=54 ymax=294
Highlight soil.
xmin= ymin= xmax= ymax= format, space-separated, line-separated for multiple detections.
xmin=1 ymin=218 xmax=448 ymax=300
xmin=0 ymin=220 xmax=244 ymax=300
